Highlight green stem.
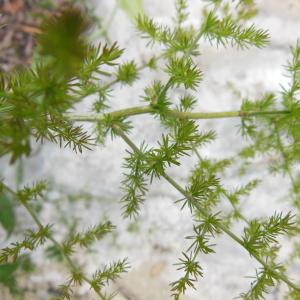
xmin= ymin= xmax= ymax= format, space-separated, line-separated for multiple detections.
xmin=160 ymin=173 xmax=299 ymax=292
xmin=1 ymin=184 xmax=105 ymax=300
xmin=66 ymin=105 xmax=291 ymax=122
xmin=184 ymin=26 xmax=205 ymax=58
xmin=191 ymin=145 xmax=204 ymax=162
xmin=114 ymin=127 xmax=300 ymax=293
xmin=224 ymin=190 xmax=251 ymax=225
xmin=274 ymin=123 xmax=297 ymax=191
xmin=191 ymin=147 xmax=250 ymax=225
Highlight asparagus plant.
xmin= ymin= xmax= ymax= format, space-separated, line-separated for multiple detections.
xmin=0 ymin=0 xmax=300 ymax=299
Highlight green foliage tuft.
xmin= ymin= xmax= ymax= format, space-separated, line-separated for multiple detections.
xmin=201 ymin=11 xmax=269 ymax=49
xmin=37 ymin=7 xmax=91 ymax=76
xmin=90 ymin=259 xmax=130 ymax=293
xmin=117 ymin=61 xmax=139 ymax=85
xmin=242 ymin=212 xmax=296 ymax=255
xmin=166 ymin=57 xmax=202 ymax=90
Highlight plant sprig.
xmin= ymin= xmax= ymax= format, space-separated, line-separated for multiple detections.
xmin=1 ymin=1 xmax=300 ymax=299
xmin=113 ymin=126 xmax=300 ymax=299
xmin=1 ymin=182 xmax=127 ymax=299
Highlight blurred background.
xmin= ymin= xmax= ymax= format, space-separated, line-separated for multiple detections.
xmin=1 ymin=0 xmax=300 ymax=299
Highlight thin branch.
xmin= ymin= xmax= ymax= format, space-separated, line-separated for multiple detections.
xmin=66 ymin=105 xmax=291 ymax=122
xmin=114 ymin=126 xmax=300 ymax=293
xmin=191 ymin=146 xmax=250 ymax=225
xmin=1 ymin=184 xmax=106 ymax=300
xmin=274 ymin=123 xmax=297 ymax=191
